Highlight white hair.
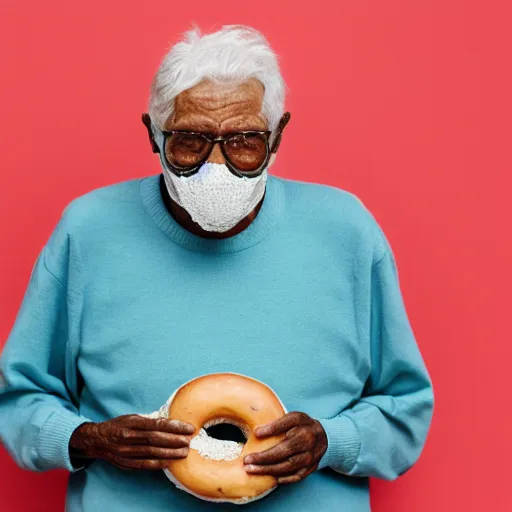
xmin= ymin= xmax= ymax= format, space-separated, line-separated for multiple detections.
xmin=148 ymin=25 xmax=286 ymax=133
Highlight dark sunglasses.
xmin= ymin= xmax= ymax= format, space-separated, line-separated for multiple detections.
xmin=158 ymin=112 xmax=291 ymax=178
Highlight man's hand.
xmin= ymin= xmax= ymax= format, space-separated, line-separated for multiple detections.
xmin=243 ymin=412 xmax=328 ymax=484
xmin=69 ymin=415 xmax=195 ymax=471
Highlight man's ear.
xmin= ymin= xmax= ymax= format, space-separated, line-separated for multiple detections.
xmin=270 ymin=111 xmax=291 ymax=154
xmin=141 ymin=113 xmax=160 ymax=153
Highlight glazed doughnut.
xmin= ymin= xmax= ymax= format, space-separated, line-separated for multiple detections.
xmin=163 ymin=373 xmax=287 ymax=504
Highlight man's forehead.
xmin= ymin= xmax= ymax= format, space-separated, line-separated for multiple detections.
xmin=166 ymin=79 xmax=267 ymax=131
xmin=170 ymin=79 xmax=264 ymax=122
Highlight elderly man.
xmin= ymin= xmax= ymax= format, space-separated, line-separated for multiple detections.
xmin=0 ymin=25 xmax=433 ymax=511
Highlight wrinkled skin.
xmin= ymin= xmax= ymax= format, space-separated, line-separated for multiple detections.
xmin=141 ymin=78 xmax=287 ymax=239
xmin=69 ymin=415 xmax=194 ymax=470
xmin=244 ymin=412 xmax=328 ymax=484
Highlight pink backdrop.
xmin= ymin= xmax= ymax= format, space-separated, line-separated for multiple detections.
xmin=1 ymin=1 xmax=511 ymax=510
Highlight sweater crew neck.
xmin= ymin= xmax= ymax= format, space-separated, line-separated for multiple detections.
xmin=139 ymin=173 xmax=285 ymax=253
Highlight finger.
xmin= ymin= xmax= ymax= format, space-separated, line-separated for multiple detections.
xmin=111 ymin=457 xmax=175 ymax=471
xmin=277 ymin=467 xmax=311 ymax=485
xmin=243 ymin=437 xmax=303 ymax=466
xmin=244 ymin=427 xmax=316 ymax=465
xmin=115 ymin=445 xmax=189 ymax=459
xmin=123 ymin=415 xmax=195 ymax=435
xmin=116 ymin=429 xmax=192 ymax=448
xmin=245 ymin=452 xmax=312 ymax=476
xmin=154 ymin=418 xmax=196 ymax=435
xmin=254 ymin=413 xmax=305 ymax=438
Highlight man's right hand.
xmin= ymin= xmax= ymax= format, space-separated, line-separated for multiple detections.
xmin=69 ymin=414 xmax=195 ymax=471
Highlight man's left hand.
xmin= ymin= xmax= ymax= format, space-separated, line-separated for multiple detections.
xmin=243 ymin=412 xmax=328 ymax=485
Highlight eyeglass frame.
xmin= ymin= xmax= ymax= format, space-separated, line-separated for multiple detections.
xmin=155 ymin=112 xmax=291 ymax=179
xmin=160 ymin=129 xmax=271 ymax=178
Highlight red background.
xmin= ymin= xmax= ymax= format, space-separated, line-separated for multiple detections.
xmin=1 ymin=1 xmax=511 ymax=510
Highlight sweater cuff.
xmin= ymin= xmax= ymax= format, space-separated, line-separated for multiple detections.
xmin=37 ymin=409 xmax=91 ymax=472
xmin=317 ymin=414 xmax=361 ymax=473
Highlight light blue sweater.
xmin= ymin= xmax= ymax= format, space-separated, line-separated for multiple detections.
xmin=0 ymin=173 xmax=433 ymax=511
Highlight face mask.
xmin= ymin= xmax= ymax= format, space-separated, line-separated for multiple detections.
xmin=162 ymin=162 xmax=268 ymax=233
xmin=152 ymin=124 xmax=268 ymax=233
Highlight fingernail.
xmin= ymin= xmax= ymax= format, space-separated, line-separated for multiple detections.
xmin=244 ymin=456 xmax=254 ymax=464
xmin=244 ymin=465 xmax=257 ymax=472
xmin=171 ymin=420 xmax=194 ymax=433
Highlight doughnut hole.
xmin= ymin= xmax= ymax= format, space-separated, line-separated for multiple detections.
xmin=190 ymin=418 xmax=248 ymax=461
xmin=205 ymin=422 xmax=247 ymax=444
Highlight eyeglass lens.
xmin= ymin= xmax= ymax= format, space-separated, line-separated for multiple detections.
xmin=165 ymin=133 xmax=268 ymax=173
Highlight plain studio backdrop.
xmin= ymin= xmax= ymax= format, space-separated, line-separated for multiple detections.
xmin=1 ymin=1 xmax=511 ymax=510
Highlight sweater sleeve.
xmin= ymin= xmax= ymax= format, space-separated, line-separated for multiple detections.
xmin=317 ymin=246 xmax=434 ymax=480
xmin=0 ymin=229 xmax=90 ymax=472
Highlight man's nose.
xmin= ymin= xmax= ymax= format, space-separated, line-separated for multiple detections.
xmin=207 ymin=142 xmax=226 ymax=164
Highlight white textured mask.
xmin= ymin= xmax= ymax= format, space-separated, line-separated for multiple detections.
xmin=152 ymin=123 xmax=268 ymax=233
xmin=162 ymin=163 xmax=268 ymax=233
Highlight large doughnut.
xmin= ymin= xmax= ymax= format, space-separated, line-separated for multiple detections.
xmin=164 ymin=373 xmax=287 ymax=504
